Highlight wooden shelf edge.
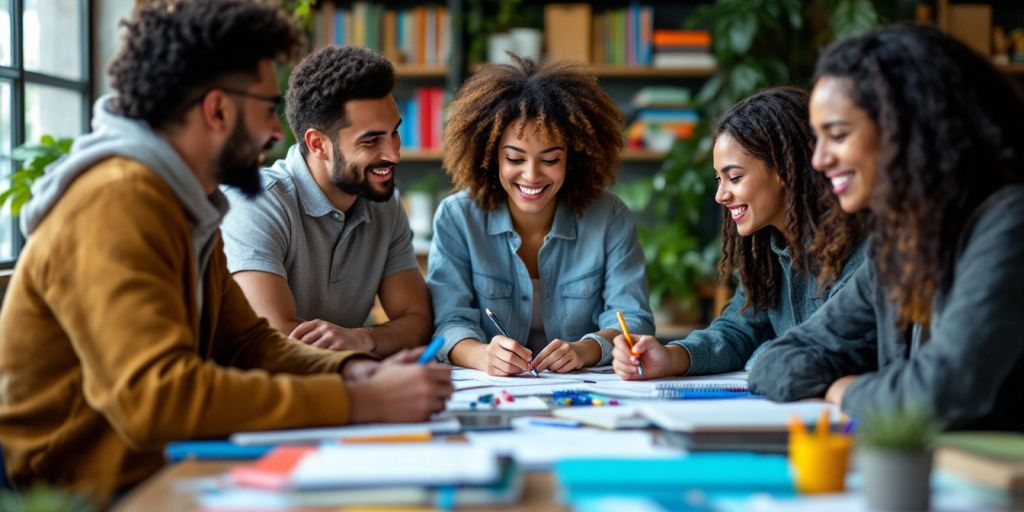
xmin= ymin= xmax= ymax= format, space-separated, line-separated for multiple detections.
xmin=402 ymin=149 xmax=444 ymax=161
xmin=621 ymin=149 xmax=667 ymax=162
xmin=592 ymin=65 xmax=717 ymax=78
xmin=394 ymin=64 xmax=449 ymax=78
xmin=470 ymin=63 xmax=715 ymax=78
xmin=996 ymin=61 xmax=1024 ymax=74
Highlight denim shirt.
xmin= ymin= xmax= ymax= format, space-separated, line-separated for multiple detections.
xmin=672 ymin=233 xmax=867 ymax=375
xmin=427 ymin=190 xmax=654 ymax=364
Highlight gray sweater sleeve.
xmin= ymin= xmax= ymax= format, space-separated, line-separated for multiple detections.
xmin=748 ymin=262 xmax=878 ymax=400
xmin=841 ymin=192 xmax=1024 ymax=428
xmin=670 ymin=284 xmax=774 ymax=375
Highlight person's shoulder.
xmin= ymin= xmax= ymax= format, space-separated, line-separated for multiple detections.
xmin=579 ymin=189 xmax=632 ymax=222
xmin=222 ymin=164 xmax=295 ymax=212
xmin=963 ymin=184 xmax=1024 ymax=246
xmin=71 ymin=157 xmax=179 ymax=208
xmin=436 ymin=190 xmax=480 ymax=216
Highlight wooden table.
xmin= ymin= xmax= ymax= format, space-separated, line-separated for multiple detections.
xmin=114 ymin=460 xmax=568 ymax=511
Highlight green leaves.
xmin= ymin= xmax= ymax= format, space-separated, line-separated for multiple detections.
xmin=1 ymin=134 xmax=73 ymax=217
xmin=829 ymin=0 xmax=880 ymax=39
xmin=858 ymin=408 xmax=939 ymax=451
xmin=0 ymin=485 xmax=96 ymax=512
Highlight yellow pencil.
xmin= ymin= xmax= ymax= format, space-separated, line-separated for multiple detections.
xmin=340 ymin=432 xmax=433 ymax=444
xmin=615 ymin=311 xmax=644 ymax=378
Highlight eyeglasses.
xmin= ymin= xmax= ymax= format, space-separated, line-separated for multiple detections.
xmin=220 ymin=88 xmax=283 ymax=110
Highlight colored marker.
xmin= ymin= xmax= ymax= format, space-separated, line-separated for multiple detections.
xmin=615 ymin=311 xmax=644 ymax=378
xmin=418 ymin=335 xmax=446 ymax=365
xmin=485 ymin=307 xmax=539 ymax=377
xmin=526 ymin=417 xmax=580 ymax=429
xmin=341 ymin=432 xmax=432 ymax=444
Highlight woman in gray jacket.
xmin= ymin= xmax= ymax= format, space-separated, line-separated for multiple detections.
xmin=613 ymin=87 xmax=866 ymax=379
xmin=749 ymin=24 xmax=1024 ymax=430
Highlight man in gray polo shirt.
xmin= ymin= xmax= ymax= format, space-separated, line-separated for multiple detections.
xmin=221 ymin=46 xmax=431 ymax=357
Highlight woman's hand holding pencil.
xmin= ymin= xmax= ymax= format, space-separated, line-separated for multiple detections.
xmin=611 ymin=334 xmax=672 ymax=380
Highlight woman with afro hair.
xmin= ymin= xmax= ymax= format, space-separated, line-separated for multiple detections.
xmin=426 ymin=55 xmax=654 ymax=375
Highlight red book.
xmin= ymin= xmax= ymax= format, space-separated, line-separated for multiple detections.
xmin=430 ymin=87 xmax=444 ymax=149
xmin=230 ymin=446 xmax=316 ymax=490
xmin=417 ymin=87 xmax=433 ymax=149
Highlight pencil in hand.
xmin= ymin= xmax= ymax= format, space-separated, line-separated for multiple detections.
xmin=615 ymin=311 xmax=645 ymax=378
xmin=485 ymin=307 xmax=539 ymax=377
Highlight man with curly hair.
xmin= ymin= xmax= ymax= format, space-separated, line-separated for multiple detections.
xmin=0 ymin=1 xmax=451 ymax=503
xmin=221 ymin=45 xmax=431 ymax=357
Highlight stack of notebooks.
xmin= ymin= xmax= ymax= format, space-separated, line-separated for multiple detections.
xmin=936 ymin=431 xmax=1024 ymax=507
xmin=639 ymin=399 xmax=837 ymax=453
xmin=192 ymin=443 xmax=522 ymax=510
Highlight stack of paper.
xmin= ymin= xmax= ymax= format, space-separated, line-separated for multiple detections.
xmin=195 ymin=443 xmax=522 ymax=509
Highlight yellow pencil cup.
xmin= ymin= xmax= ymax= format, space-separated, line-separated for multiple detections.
xmin=789 ymin=433 xmax=853 ymax=494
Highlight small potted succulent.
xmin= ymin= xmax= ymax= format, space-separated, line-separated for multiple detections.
xmin=856 ymin=407 xmax=939 ymax=511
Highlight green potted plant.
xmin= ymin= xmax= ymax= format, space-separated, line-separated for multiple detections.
xmin=0 ymin=485 xmax=96 ymax=512
xmin=856 ymin=408 xmax=939 ymax=511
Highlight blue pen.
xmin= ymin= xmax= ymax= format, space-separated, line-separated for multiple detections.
xmin=485 ymin=308 xmax=540 ymax=377
xmin=418 ymin=335 xmax=446 ymax=365
xmin=526 ymin=417 xmax=581 ymax=428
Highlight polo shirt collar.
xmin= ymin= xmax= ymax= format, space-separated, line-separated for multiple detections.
xmin=283 ymin=144 xmax=371 ymax=227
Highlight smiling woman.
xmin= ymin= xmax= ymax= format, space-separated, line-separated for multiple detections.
xmin=427 ymin=54 xmax=654 ymax=376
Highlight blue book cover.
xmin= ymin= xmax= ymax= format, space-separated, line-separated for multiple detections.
xmin=556 ymin=453 xmax=794 ymax=497
xmin=165 ymin=440 xmax=273 ymax=463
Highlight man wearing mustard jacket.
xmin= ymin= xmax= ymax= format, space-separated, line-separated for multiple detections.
xmin=0 ymin=1 xmax=452 ymax=504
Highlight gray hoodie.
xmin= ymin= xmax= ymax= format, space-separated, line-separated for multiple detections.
xmin=19 ymin=95 xmax=229 ymax=309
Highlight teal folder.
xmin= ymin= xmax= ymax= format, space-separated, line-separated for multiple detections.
xmin=556 ymin=453 xmax=794 ymax=505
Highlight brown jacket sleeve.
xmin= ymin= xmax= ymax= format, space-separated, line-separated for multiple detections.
xmin=38 ymin=173 xmax=355 ymax=450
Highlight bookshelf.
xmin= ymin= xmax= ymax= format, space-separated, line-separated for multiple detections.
xmin=591 ymin=65 xmax=715 ymax=78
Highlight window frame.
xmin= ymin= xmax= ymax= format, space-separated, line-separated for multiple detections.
xmin=0 ymin=0 xmax=92 ymax=268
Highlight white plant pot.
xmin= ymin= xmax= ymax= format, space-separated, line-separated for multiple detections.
xmin=857 ymin=447 xmax=933 ymax=511
xmin=509 ymin=28 xmax=542 ymax=61
xmin=487 ymin=33 xmax=516 ymax=64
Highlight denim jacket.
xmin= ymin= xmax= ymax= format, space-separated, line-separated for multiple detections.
xmin=427 ymin=190 xmax=654 ymax=364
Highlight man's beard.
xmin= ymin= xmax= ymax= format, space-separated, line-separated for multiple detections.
xmin=218 ymin=113 xmax=276 ymax=198
xmin=329 ymin=146 xmax=396 ymax=202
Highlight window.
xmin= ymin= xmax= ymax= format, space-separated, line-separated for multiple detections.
xmin=0 ymin=0 xmax=90 ymax=264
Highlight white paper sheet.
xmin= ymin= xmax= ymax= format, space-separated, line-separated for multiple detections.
xmin=464 ymin=428 xmax=682 ymax=469
xmin=290 ymin=443 xmax=500 ymax=489
xmin=637 ymin=399 xmax=837 ymax=432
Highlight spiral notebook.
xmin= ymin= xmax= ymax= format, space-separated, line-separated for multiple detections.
xmin=653 ymin=382 xmax=760 ymax=399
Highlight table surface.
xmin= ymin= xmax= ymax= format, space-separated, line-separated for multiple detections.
xmin=114 ymin=460 xmax=568 ymax=512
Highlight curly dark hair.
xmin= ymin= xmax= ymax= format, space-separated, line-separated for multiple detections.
xmin=715 ymin=87 xmax=864 ymax=312
xmin=815 ymin=23 xmax=1024 ymax=328
xmin=108 ymin=0 xmax=303 ymax=129
xmin=285 ymin=45 xmax=396 ymax=156
xmin=443 ymin=55 xmax=624 ymax=214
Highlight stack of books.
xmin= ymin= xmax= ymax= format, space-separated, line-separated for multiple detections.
xmin=193 ymin=443 xmax=522 ymax=509
xmin=935 ymin=431 xmax=1024 ymax=507
xmin=652 ymin=30 xmax=715 ymax=70
xmin=626 ymin=86 xmax=699 ymax=151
